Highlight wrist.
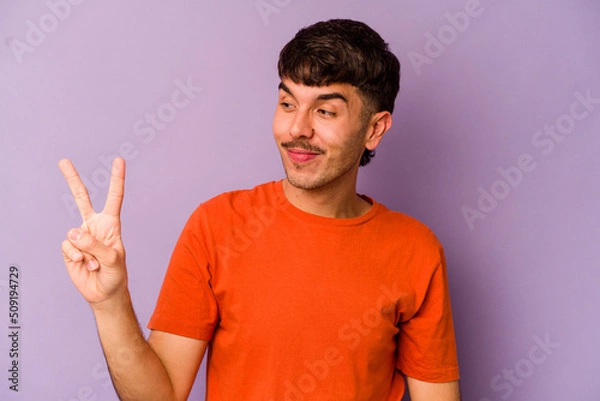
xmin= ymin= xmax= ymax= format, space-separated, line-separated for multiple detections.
xmin=90 ymin=286 xmax=132 ymax=316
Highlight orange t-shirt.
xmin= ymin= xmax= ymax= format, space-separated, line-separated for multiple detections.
xmin=148 ymin=180 xmax=459 ymax=400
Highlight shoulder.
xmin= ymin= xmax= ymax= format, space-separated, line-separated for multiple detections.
xmin=205 ymin=181 xmax=280 ymax=211
xmin=371 ymin=201 xmax=443 ymax=258
xmin=375 ymin=203 xmax=440 ymax=240
xmin=186 ymin=181 xmax=281 ymax=225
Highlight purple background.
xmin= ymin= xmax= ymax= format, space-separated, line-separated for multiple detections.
xmin=1 ymin=0 xmax=599 ymax=400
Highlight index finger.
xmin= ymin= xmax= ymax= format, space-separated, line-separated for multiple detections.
xmin=58 ymin=158 xmax=95 ymax=220
xmin=102 ymin=157 xmax=125 ymax=217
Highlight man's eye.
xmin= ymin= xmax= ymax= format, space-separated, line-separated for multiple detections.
xmin=280 ymin=102 xmax=294 ymax=109
xmin=318 ymin=109 xmax=335 ymax=117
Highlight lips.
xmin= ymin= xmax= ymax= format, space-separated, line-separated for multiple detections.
xmin=286 ymin=149 xmax=320 ymax=163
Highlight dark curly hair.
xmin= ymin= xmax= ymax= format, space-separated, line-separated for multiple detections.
xmin=278 ymin=19 xmax=400 ymax=166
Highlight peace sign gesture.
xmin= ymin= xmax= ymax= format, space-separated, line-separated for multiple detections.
xmin=59 ymin=158 xmax=128 ymax=305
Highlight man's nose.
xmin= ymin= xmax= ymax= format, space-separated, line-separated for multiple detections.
xmin=289 ymin=110 xmax=314 ymax=139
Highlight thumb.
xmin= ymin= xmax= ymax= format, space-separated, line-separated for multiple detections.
xmin=67 ymin=228 xmax=120 ymax=267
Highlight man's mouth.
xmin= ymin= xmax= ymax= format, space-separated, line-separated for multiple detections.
xmin=286 ymin=148 xmax=320 ymax=163
xmin=282 ymin=141 xmax=324 ymax=163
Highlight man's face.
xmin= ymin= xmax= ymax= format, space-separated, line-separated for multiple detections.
xmin=273 ymin=79 xmax=372 ymax=191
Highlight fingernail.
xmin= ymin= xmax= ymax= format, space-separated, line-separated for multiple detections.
xmin=69 ymin=229 xmax=82 ymax=241
xmin=87 ymin=259 xmax=99 ymax=271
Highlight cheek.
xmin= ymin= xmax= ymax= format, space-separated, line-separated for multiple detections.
xmin=313 ymin=121 xmax=344 ymax=140
xmin=272 ymin=111 xmax=289 ymax=137
xmin=272 ymin=121 xmax=283 ymax=141
xmin=333 ymin=130 xmax=368 ymax=159
xmin=320 ymin=125 xmax=360 ymax=149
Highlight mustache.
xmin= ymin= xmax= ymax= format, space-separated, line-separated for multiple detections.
xmin=281 ymin=141 xmax=325 ymax=154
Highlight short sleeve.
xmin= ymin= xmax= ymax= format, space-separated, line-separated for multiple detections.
xmin=147 ymin=206 xmax=219 ymax=340
xmin=396 ymin=250 xmax=460 ymax=382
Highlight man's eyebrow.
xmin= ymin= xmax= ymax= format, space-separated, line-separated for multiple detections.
xmin=278 ymin=82 xmax=348 ymax=103
xmin=316 ymin=92 xmax=348 ymax=103
xmin=278 ymin=82 xmax=292 ymax=95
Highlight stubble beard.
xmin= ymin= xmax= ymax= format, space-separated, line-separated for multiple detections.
xmin=284 ymin=155 xmax=358 ymax=191
xmin=283 ymin=125 xmax=369 ymax=191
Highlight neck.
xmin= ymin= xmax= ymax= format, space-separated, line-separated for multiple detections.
xmin=281 ymin=176 xmax=372 ymax=219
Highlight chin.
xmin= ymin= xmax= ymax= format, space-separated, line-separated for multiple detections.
xmin=284 ymin=171 xmax=322 ymax=191
xmin=286 ymin=175 xmax=319 ymax=191
xmin=285 ymin=169 xmax=344 ymax=191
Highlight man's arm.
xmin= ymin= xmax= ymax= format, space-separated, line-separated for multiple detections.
xmin=406 ymin=377 xmax=461 ymax=401
xmin=59 ymin=158 xmax=206 ymax=400
xmin=91 ymin=288 xmax=208 ymax=401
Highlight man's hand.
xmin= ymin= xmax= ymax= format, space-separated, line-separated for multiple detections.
xmin=58 ymin=157 xmax=206 ymax=401
xmin=59 ymin=157 xmax=127 ymax=305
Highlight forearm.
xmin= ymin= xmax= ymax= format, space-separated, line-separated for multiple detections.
xmin=92 ymin=289 xmax=176 ymax=401
xmin=406 ymin=377 xmax=461 ymax=401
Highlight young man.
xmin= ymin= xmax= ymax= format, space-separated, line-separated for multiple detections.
xmin=60 ymin=19 xmax=460 ymax=400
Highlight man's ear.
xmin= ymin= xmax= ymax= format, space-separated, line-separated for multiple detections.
xmin=365 ymin=111 xmax=393 ymax=151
